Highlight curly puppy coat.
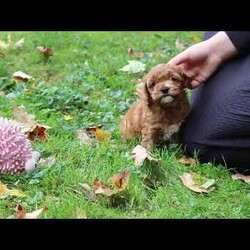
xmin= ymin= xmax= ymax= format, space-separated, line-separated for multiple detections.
xmin=120 ymin=63 xmax=190 ymax=151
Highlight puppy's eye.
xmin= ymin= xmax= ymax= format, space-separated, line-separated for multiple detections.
xmin=148 ymin=81 xmax=155 ymax=88
xmin=171 ymin=76 xmax=179 ymax=81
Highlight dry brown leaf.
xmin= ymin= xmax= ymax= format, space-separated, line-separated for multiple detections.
xmin=12 ymin=105 xmax=51 ymax=141
xmin=12 ymin=105 xmax=36 ymax=130
xmin=178 ymin=157 xmax=197 ymax=165
xmin=27 ymin=125 xmax=50 ymax=141
xmin=37 ymin=46 xmax=53 ymax=57
xmin=128 ymin=48 xmax=144 ymax=59
xmin=0 ymin=52 xmax=5 ymax=57
xmin=93 ymin=178 xmax=115 ymax=197
xmin=175 ymin=38 xmax=185 ymax=49
xmin=179 ymin=173 xmax=215 ymax=193
xmin=76 ymin=130 xmax=92 ymax=145
xmin=131 ymin=145 xmax=160 ymax=167
xmin=13 ymin=71 xmax=33 ymax=82
xmin=232 ymin=173 xmax=250 ymax=183
xmin=86 ymin=125 xmax=103 ymax=132
xmin=78 ymin=183 xmax=96 ymax=201
xmin=110 ymin=170 xmax=130 ymax=191
xmin=15 ymin=204 xmax=47 ymax=219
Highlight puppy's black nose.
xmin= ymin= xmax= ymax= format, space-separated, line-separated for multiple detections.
xmin=161 ymin=87 xmax=170 ymax=94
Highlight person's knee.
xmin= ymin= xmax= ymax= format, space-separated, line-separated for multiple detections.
xmin=182 ymin=138 xmax=219 ymax=165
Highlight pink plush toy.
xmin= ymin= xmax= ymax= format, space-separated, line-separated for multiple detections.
xmin=0 ymin=117 xmax=40 ymax=174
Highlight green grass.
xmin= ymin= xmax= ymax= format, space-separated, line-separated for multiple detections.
xmin=0 ymin=31 xmax=249 ymax=218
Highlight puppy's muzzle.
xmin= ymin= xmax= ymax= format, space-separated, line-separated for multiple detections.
xmin=161 ymin=87 xmax=170 ymax=94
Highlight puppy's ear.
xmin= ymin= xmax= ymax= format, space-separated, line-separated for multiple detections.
xmin=174 ymin=64 xmax=189 ymax=87
xmin=143 ymin=82 xmax=153 ymax=105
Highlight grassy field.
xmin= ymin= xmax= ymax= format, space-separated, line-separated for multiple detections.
xmin=0 ymin=31 xmax=249 ymax=218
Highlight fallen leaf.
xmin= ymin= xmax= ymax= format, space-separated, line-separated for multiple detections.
xmin=0 ymin=183 xmax=11 ymax=199
xmin=12 ymin=105 xmax=51 ymax=141
xmin=78 ymin=183 xmax=96 ymax=201
xmin=0 ymin=182 xmax=26 ymax=199
xmin=175 ymin=38 xmax=185 ymax=49
xmin=27 ymin=125 xmax=50 ymax=141
xmin=109 ymin=170 xmax=130 ymax=191
xmin=9 ymin=189 xmax=26 ymax=198
xmin=76 ymin=130 xmax=92 ymax=145
xmin=86 ymin=125 xmax=111 ymax=141
xmin=0 ymin=40 xmax=9 ymax=49
xmin=93 ymin=178 xmax=115 ymax=197
xmin=95 ymin=128 xmax=112 ymax=141
xmin=86 ymin=125 xmax=103 ymax=132
xmin=179 ymin=173 xmax=215 ymax=193
xmin=178 ymin=157 xmax=197 ymax=165
xmin=128 ymin=48 xmax=144 ymax=59
xmin=189 ymin=36 xmax=202 ymax=44
xmin=0 ymin=52 xmax=5 ymax=57
xmin=37 ymin=46 xmax=53 ymax=57
xmin=200 ymin=179 xmax=216 ymax=189
xmin=131 ymin=145 xmax=160 ymax=167
xmin=13 ymin=38 xmax=24 ymax=48
xmin=232 ymin=173 xmax=250 ymax=183
xmin=12 ymin=105 xmax=36 ymax=130
xmin=38 ymin=155 xmax=56 ymax=168
xmin=15 ymin=204 xmax=47 ymax=219
xmin=63 ymin=114 xmax=73 ymax=120
xmin=119 ymin=60 xmax=146 ymax=73
xmin=13 ymin=71 xmax=33 ymax=82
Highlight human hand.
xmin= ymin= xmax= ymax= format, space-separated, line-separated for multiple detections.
xmin=168 ymin=32 xmax=237 ymax=89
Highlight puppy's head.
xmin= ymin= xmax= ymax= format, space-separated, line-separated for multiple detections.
xmin=142 ymin=64 xmax=186 ymax=106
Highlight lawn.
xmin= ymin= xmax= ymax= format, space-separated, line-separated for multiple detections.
xmin=0 ymin=31 xmax=249 ymax=218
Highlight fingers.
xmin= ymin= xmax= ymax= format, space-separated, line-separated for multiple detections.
xmin=168 ymin=51 xmax=189 ymax=65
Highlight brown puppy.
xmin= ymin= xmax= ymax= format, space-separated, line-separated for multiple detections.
xmin=120 ymin=63 xmax=190 ymax=151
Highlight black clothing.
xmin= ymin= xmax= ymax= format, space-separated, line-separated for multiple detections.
xmin=182 ymin=31 xmax=250 ymax=173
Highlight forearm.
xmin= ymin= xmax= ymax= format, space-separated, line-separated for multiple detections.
xmin=205 ymin=31 xmax=237 ymax=63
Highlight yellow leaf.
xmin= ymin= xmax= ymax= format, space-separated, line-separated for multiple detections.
xmin=0 ymin=183 xmax=26 ymax=199
xmin=0 ymin=183 xmax=11 ymax=199
xmin=63 ymin=115 xmax=73 ymax=120
xmin=94 ymin=128 xmax=111 ymax=141
xmin=9 ymin=189 xmax=26 ymax=198
xmin=189 ymin=36 xmax=202 ymax=44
